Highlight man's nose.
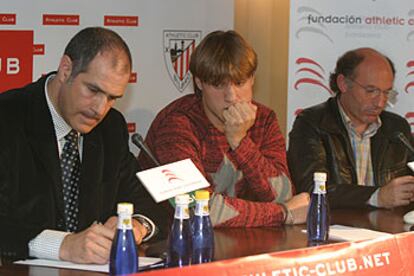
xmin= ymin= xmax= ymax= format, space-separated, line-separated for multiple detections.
xmin=93 ymin=94 xmax=110 ymax=117
xmin=224 ymin=84 xmax=238 ymax=103
xmin=375 ymin=92 xmax=388 ymax=109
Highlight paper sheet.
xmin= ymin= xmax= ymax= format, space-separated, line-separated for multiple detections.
xmin=328 ymin=224 xmax=393 ymax=242
xmin=302 ymin=225 xmax=393 ymax=242
xmin=15 ymin=256 xmax=162 ymax=273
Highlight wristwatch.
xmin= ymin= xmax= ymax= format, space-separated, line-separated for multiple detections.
xmin=137 ymin=218 xmax=152 ymax=236
xmin=133 ymin=215 xmax=157 ymax=242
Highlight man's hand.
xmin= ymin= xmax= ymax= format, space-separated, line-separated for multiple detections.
xmin=283 ymin=192 xmax=310 ymax=225
xmin=377 ymin=175 xmax=414 ymax=208
xmin=222 ymin=102 xmax=257 ymax=150
xmin=59 ymin=223 xmax=115 ymax=264
xmin=104 ymin=216 xmax=148 ymax=245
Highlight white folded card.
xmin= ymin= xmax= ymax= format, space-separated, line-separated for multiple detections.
xmin=136 ymin=158 xmax=210 ymax=202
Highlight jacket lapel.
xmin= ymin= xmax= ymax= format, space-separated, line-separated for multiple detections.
xmin=26 ymin=77 xmax=64 ymax=224
xmin=77 ymin=130 xmax=104 ymax=229
xmin=321 ymin=97 xmax=356 ymax=165
xmin=371 ymin=117 xmax=390 ymax=186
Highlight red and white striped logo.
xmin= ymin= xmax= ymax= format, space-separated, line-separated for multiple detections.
xmin=163 ymin=30 xmax=201 ymax=92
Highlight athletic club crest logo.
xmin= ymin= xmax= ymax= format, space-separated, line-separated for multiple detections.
xmin=163 ymin=30 xmax=201 ymax=92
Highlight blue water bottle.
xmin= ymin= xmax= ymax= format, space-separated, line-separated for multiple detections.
xmin=192 ymin=190 xmax=214 ymax=264
xmin=109 ymin=202 xmax=138 ymax=275
xmin=167 ymin=194 xmax=193 ymax=267
xmin=307 ymin=172 xmax=330 ymax=245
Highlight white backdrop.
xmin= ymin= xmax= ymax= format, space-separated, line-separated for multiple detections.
xmin=0 ymin=0 xmax=234 ymax=154
xmin=288 ymin=0 xmax=414 ymax=135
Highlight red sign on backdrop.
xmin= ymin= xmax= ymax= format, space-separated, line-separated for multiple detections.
xmin=0 ymin=14 xmax=16 ymax=25
xmin=42 ymin=14 xmax=79 ymax=25
xmin=127 ymin=123 xmax=136 ymax=133
xmin=104 ymin=15 xmax=139 ymax=26
xmin=129 ymin=72 xmax=138 ymax=83
xmin=33 ymin=44 xmax=45 ymax=55
xmin=0 ymin=30 xmax=33 ymax=93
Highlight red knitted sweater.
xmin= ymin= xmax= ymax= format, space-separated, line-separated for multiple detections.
xmin=138 ymin=94 xmax=293 ymax=227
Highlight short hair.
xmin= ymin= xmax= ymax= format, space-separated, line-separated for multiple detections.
xmin=189 ymin=30 xmax=257 ymax=96
xmin=329 ymin=48 xmax=395 ymax=94
xmin=64 ymin=27 xmax=132 ymax=78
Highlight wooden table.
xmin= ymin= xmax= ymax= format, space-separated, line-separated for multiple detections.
xmin=1 ymin=206 xmax=412 ymax=275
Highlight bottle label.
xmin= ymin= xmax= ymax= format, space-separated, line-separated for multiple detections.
xmin=195 ymin=200 xmax=209 ymax=216
xmin=117 ymin=213 xmax=133 ymax=230
xmin=313 ymin=181 xmax=327 ymax=194
xmin=174 ymin=204 xmax=190 ymax=219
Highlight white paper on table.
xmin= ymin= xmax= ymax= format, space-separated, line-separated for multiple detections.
xmin=328 ymin=225 xmax=393 ymax=242
xmin=14 ymin=256 xmax=162 ymax=273
xmin=136 ymin=158 xmax=210 ymax=202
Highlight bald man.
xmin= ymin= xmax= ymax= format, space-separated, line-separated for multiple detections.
xmin=288 ymin=48 xmax=414 ymax=209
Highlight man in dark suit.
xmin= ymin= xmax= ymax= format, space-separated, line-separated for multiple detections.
xmin=0 ymin=27 xmax=166 ymax=264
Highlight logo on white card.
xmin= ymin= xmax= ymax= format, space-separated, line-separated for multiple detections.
xmin=161 ymin=169 xmax=184 ymax=185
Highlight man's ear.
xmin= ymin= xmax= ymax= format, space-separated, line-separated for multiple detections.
xmin=56 ymin=55 xmax=73 ymax=82
xmin=195 ymin=77 xmax=203 ymax=91
xmin=337 ymin=74 xmax=348 ymax=94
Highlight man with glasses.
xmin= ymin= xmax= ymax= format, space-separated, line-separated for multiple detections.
xmin=288 ymin=48 xmax=414 ymax=209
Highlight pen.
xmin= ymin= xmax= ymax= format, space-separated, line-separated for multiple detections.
xmin=138 ymin=260 xmax=166 ymax=272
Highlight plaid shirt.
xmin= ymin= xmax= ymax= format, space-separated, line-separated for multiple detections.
xmin=338 ymin=100 xmax=381 ymax=186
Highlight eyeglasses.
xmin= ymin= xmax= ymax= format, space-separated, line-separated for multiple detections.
xmin=346 ymin=77 xmax=397 ymax=100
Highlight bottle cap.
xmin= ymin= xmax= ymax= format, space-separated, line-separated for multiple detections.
xmin=195 ymin=190 xmax=210 ymax=200
xmin=175 ymin=194 xmax=191 ymax=205
xmin=117 ymin=202 xmax=133 ymax=215
xmin=314 ymin=172 xmax=327 ymax=182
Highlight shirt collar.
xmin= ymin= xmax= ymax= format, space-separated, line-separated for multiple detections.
xmin=337 ymin=97 xmax=382 ymax=138
xmin=44 ymin=74 xmax=73 ymax=140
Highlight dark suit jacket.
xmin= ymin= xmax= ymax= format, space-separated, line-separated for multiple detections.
xmin=0 ymin=73 xmax=167 ymax=259
xmin=288 ymin=96 xmax=414 ymax=208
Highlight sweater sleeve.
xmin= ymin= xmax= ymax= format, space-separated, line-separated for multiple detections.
xmin=228 ymin=110 xmax=293 ymax=203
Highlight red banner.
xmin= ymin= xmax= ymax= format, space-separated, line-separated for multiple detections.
xmin=127 ymin=123 xmax=136 ymax=133
xmin=138 ymin=232 xmax=414 ymax=276
xmin=42 ymin=14 xmax=79 ymax=25
xmin=0 ymin=14 xmax=16 ymax=25
xmin=129 ymin=72 xmax=138 ymax=83
xmin=0 ymin=30 xmax=33 ymax=93
xmin=33 ymin=44 xmax=45 ymax=55
xmin=104 ymin=15 xmax=139 ymax=26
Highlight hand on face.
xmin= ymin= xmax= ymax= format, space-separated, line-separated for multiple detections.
xmin=222 ymin=101 xmax=257 ymax=150
xmin=377 ymin=175 xmax=414 ymax=208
